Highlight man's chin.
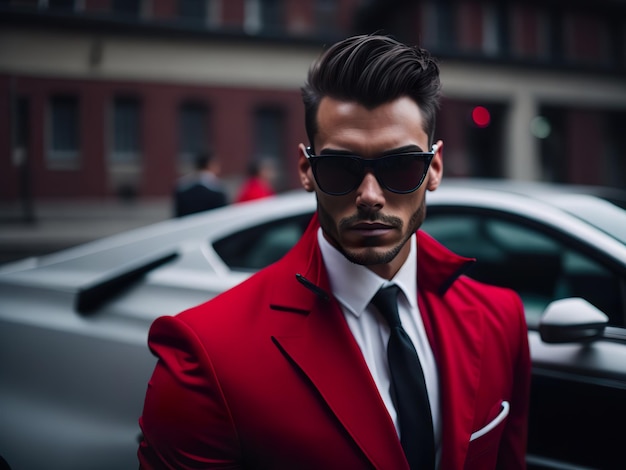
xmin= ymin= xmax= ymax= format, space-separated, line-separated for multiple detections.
xmin=342 ymin=246 xmax=400 ymax=267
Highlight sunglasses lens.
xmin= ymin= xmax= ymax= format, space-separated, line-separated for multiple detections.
xmin=378 ymin=155 xmax=427 ymax=192
xmin=315 ymin=157 xmax=362 ymax=194
xmin=310 ymin=153 xmax=431 ymax=195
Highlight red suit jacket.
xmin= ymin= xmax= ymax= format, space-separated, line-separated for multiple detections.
xmin=138 ymin=214 xmax=531 ymax=469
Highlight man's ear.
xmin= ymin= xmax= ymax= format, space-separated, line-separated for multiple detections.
xmin=298 ymin=144 xmax=316 ymax=192
xmin=426 ymin=140 xmax=444 ymax=191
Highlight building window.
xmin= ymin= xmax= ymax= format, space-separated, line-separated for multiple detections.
xmin=482 ymin=3 xmax=500 ymax=57
xmin=12 ymin=96 xmax=29 ymax=162
xmin=179 ymin=102 xmax=209 ymax=168
xmin=419 ymin=1 xmax=439 ymax=51
xmin=563 ymin=12 xmax=609 ymax=66
xmin=457 ymin=1 xmax=483 ymax=54
xmin=46 ymin=0 xmax=79 ymax=10
xmin=436 ymin=0 xmax=457 ymax=52
xmin=419 ymin=0 xmax=458 ymax=53
xmin=315 ymin=0 xmax=337 ymax=35
xmin=254 ymin=106 xmax=284 ymax=187
xmin=48 ymin=95 xmax=79 ymax=169
xmin=538 ymin=106 xmax=567 ymax=183
xmin=179 ymin=0 xmax=207 ymax=25
xmin=510 ymin=4 xmax=550 ymax=61
xmin=2 ymin=1 xmax=37 ymax=8
xmin=7 ymin=0 xmax=83 ymax=10
xmin=111 ymin=0 xmax=141 ymax=18
xmin=207 ymin=0 xmax=221 ymax=27
xmin=605 ymin=111 xmax=626 ymax=188
xmin=606 ymin=17 xmax=626 ymax=70
xmin=244 ymin=0 xmax=283 ymax=34
xmin=464 ymin=101 xmax=506 ymax=178
xmin=111 ymin=96 xmax=141 ymax=164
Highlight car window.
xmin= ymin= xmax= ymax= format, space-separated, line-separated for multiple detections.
xmin=213 ymin=213 xmax=313 ymax=271
xmin=422 ymin=212 xmax=625 ymax=328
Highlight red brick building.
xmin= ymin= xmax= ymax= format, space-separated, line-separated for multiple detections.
xmin=1 ymin=0 xmax=625 ymax=204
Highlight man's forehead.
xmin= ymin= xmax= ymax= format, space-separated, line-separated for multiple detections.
xmin=314 ymin=97 xmax=428 ymax=151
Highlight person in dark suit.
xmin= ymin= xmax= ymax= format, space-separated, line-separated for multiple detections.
xmin=173 ymin=150 xmax=228 ymax=217
xmin=139 ymin=34 xmax=531 ymax=469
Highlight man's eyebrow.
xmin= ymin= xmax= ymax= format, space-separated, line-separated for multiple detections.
xmin=381 ymin=145 xmax=425 ymax=155
xmin=319 ymin=148 xmax=354 ymax=156
xmin=319 ymin=144 xmax=426 ymax=156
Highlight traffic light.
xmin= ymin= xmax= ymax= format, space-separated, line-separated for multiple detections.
xmin=471 ymin=106 xmax=491 ymax=128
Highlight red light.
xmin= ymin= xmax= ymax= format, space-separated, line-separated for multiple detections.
xmin=472 ymin=106 xmax=491 ymax=128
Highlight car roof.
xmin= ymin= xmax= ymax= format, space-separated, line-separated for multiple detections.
xmin=437 ymin=179 xmax=626 ymax=245
xmin=1 ymin=181 xmax=624 ymax=307
xmin=0 ymin=192 xmax=317 ymax=311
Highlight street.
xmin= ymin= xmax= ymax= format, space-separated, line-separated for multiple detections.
xmin=0 ymin=199 xmax=170 ymax=265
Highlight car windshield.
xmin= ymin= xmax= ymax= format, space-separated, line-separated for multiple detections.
xmin=547 ymin=194 xmax=626 ymax=245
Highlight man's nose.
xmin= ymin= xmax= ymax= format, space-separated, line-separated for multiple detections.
xmin=356 ymin=171 xmax=385 ymax=209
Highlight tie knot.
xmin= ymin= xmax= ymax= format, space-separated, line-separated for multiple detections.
xmin=371 ymin=285 xmax=402 ymax=328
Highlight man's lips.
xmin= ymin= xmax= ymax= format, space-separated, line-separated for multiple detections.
xmin=349 ymin=222 xmax=394 ymax=236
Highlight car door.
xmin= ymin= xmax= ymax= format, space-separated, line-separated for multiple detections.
xmin=422 ymin=207 xmax=626 ymax=469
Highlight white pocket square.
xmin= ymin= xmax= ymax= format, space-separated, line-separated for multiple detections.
xmin=470 ymin=401 xmax=510 ymax=441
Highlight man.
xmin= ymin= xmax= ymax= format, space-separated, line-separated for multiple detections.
xmin=139 ymin=34 xmax=531 ymax=469
xmin=173 ymin=150 xmax=228 ymax=217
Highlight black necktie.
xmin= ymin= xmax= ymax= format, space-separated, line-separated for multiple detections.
xmin=371 ymin=285 xmax=435 ymax=470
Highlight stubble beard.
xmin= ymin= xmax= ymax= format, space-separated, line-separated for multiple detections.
xmin=317 ymin=197 xmax=426 ymax=267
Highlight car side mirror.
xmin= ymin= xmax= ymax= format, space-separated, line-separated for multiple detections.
xmin=539 ymin=297 xmax=608 ymax=344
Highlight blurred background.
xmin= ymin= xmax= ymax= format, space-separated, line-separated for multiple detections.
xmin=1 ymin=0 xmax=625 ymax=262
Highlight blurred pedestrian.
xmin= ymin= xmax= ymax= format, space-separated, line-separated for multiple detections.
xmin=235 ymin=159 xmax=276 ymax=203
xmin=173 ymin=150 xmax=228 ymax=217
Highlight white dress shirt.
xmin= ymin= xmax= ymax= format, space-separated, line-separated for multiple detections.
xmin=318 ymin=228 xmax=441 ymax=459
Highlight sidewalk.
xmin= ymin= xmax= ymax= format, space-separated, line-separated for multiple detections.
xmin=0 ymin=199 xmax=171 ymax=264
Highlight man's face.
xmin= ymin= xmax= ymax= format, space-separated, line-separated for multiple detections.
xmin=298 ymin=96 xmax=443 ymax=279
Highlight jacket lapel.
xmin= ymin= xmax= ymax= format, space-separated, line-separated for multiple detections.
xmin=269 ymin=217 xmax=408 ymax=469
xmin=417 ymin=231 xmax=484 ymax=470
xmin=272 ymin=300 xmax=408 ymax=470
xmin=421 ymin=295 xmax=484 ymax=470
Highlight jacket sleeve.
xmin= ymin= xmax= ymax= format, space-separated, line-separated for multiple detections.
xmin=497 ymin=291 xmax=532 ymax=469
xmin=138 ymin=315 xmax=242 ymax=469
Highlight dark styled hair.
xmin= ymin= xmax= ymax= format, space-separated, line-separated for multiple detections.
xmin=301 ymin=34 xmax=442 ymax=150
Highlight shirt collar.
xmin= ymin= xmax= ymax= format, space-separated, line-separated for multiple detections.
xmin=317 ymin=228 xmax=418 ymax=318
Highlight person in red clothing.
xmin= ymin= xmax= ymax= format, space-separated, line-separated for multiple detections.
xmin=235 ymin=159 xmax=276 ymax=203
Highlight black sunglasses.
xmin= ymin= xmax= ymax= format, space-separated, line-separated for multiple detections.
xmin=304 ymin=145 xmax=436 ymax=196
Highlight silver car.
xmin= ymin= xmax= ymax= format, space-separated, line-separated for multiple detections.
xmin=1 ymin=181 xmax=625 ymax=470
